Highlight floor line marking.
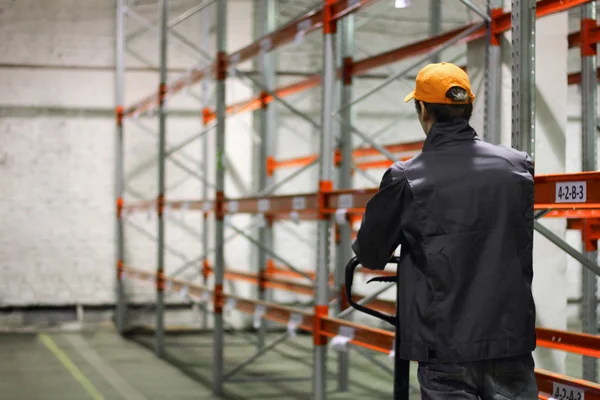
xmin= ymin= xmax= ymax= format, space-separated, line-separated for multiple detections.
xmin=38 ymin=333 xmax=105 ymax=400
xmin=64 ymin=334 xmax=150 ymax=400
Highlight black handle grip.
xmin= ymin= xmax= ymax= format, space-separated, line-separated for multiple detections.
xmin=344 ymin=256 xmax=398 ymax=326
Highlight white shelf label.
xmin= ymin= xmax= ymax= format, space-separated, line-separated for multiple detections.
xmin=292 ymin=196 xmax=306 ymax=210
xmin=298 ymin=19 xmax=311 ymax=32
xmin=329 ymin=326 xmax=355 ymax=352
xmin=550 ymin=382 xmax=584 ymax=400
xmin=260 ymin=38 xmax=272 ymax=52
xmin=338 ymin=194 xmax=354 ymax=209
xmin=253 ymin=305 xmax=267 ymax=329
xmin=556 ymin=181 xmax=587 ymax=203
xmin=225 ymin=297 xmax=237 ymax=312
xmin=202 ymin=201 xmax=213 ymax=212
xmin=335 ymin=209 xmax=348 ymax=226
xmin=228 ymin=201 xmax=239 ymax=213
xmin=294 ymin=19 xmax=312 ymax=46
xmin=258 ymin=199 xmax=270 ymax=212
xmin=287 ymin=313 xmax=304 ymax=337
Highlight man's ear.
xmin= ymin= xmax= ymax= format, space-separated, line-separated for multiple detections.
xmin=419 ymin=101 xmax=427 ymax=119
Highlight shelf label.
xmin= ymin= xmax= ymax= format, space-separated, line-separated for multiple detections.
xmin=556 ymin=181 xmax=587 ymax=203
xmin=287 ymin=313 xmax=304 ymax=337
xmin=338 ymin=194 xmax=354 ymax=209
xmin=335 ymin=209 xmax=348 ymax=226
xmin=330 ymin=326 xmax=355 ymax=352
xmin=292 ymin=196 xmax=306 ymax=210
xmin=253 ymin=305 xmax=266 ymax=329
xmin=258 ymin=199 xmax=271 ymax=212
xmin=228 ymin=53 xmax=240 ymax=76
xmin=228 ymin=201 xmax=239 ymax=213
xmin=294 ymin=19 xmax=312 ymax=45
xmin=550 ymin=383 xmax=584 ymax=400
xmin=202 ymin=201 xmax=213 ymax=212
xmin=260 ymin=38 xmax=272 ymax=52
xmin=225 ymin=297 xmax=237 ymax=312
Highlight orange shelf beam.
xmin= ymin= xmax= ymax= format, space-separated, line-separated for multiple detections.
xmin=122 ymin=265 xmax=600 ymax=397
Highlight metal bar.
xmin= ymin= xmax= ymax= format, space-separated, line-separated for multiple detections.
xmin=126 ymin=123 xmax=215 ymax=184
xmin=201 ymin=0 xmax=211 ymax=332
xmin=169 ymin=156 xmax=216 ymax=189
xmin=484 ymin=0 xmax=503 ymax=144
xmin=125 ymin=219 xmax=189 ymax=263
xmin=237 ymin=70 xmax=322 ymax=131
xmin=166 ymin=123 xmax=216 ymax=158
xmin=223 ymin=332 xmax=290 ymax=381
xmin=226 ymin=222 xmax=314 ymax=282
xmin=155 ymin=0 xmax=168 ymax=359
xmin=124 ymin=186 xmax=203 ymax=239
xmin=336 ymin=21 xmax=486 ymax=114
xmin=169 ymin=0 xmax=215 ymax=28
xmin=335 ymin=117 xmax=398 ymax=162
xmin=115 ymin=0 xmax=127 ymax=335
xmin=257 ymin=157 xmax=319 ymax=197
xmin=352 ymin=163 xmax=380 ymax=186
xmin=213 ymin=0 xmax=227 ymax=394
xmin=429 ymin=0 xmax=441 ymax=63
xmin=125 ymin=6 xmax=212 ymax=63
xmin=126 ymin=0 xmax=215 ymax=43
xmin=256 ymin=0 xmax=277 ymax=349
xmin=458 ymin=0 xmax=491 ymax=22
xmin=335 ymin=13 xmax=354 ymax=393
xmin=337 ymin=282 xmax=396 ymax=319
xmin=511 ymin=0 xmax=536 ymax=158
xmin=170 ymin=218 xmax=264 ymax=279
xmin=581 ymin=1 xmax=598 ymax=382
xmin=534 ymin=221 xmax=600 ymax=277
xmin=353 ymin=345 xmax=393 ymax=375
xmin=223 ymin=152 xmax=251 ymax=196
xmin=314 ymin=5 xmax=336 ymax=398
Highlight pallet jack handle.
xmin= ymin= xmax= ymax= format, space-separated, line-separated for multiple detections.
xmin=343 ymin=256 xmax=410 ymax=400
xmin=344 ymin=256 xmax=398 ymax=327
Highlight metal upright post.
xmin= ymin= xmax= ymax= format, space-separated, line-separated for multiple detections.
xmin=314 ymin=2 xmax=336 ymax=399
xmin=581 ymin=1 xmax=598 ymax=382
xmin=115 ymin=0 xmax=126 ymax=334
xmin=511 ymin=0 xmax=536 ymax=158
xmin=484 ymin=0 xmax=502 ymax=144
xmin=155 ymin=0 xmax=168 ymax=358
xmin=213 ymin=0 xmax=227 ymax=395
xmin=201 ymin=0 xmax=211 ymax=331
xmin=257 ymin=0 xmax=276 ymax=349
xmin=429 ymin=0 xmax=441 ymax=63
xmin=334 ymin=14 xmax=354 ymax=393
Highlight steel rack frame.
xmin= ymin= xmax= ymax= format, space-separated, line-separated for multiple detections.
xmin=115 ymin=0 xmax=600 ymax=398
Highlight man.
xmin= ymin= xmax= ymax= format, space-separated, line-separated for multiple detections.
xmin=351 ymin=62 xmax=538 ymax=399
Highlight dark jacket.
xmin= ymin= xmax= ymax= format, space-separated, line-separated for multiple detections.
xmin=352 ymin=119 xmax=536 ymax=363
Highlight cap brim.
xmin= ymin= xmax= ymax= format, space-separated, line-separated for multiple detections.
xmin=403 ymin=90 xmax=415 ymax=103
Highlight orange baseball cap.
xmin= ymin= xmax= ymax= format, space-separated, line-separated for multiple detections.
xmin=403 ymin=62 xmax=475 ymax=104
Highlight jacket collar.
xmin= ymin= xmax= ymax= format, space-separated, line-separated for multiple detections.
xmin=422 ymin=119 xmax=479 ymax=152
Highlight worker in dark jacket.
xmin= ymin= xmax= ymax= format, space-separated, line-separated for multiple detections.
xmin=352 ymin=62 xmax=538 ymax=399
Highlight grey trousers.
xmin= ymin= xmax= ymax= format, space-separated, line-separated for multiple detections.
xmin=417 ymin=354 xmax=538 ymax=400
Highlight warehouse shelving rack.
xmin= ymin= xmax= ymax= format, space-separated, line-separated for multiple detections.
xmin=114 ymin=0 xmax=600 ymax=398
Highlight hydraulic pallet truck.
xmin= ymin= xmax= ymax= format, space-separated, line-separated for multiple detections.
xmin=345 ymin=256 xmax=410 ymax=400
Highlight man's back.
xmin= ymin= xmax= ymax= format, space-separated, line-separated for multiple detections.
xmin=353 ymin=61 xmax=539 ymax=398
xmin=396 ymin=120 xmax=536 ymax=363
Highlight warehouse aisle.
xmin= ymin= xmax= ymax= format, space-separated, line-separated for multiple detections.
xmin=0 ymin=327 xmax=413 ymax=400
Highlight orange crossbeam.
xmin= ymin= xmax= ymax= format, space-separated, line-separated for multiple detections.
xmin=271 ymin=141 xmax=423 ymax=173
xmin=123 ymin=265 xmax=600 ymax=397
xmin=123 ymin=172 xmax=600 ymax=215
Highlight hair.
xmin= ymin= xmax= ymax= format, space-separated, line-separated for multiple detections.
xmin=414 ymin=86 xmax=473 ymax=122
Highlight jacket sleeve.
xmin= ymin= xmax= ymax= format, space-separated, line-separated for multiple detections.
xmin=351 ymin=166 xmax=407 ymax=270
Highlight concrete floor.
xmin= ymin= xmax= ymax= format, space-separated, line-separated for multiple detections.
xmin=0 ymin=326 xmax=414 ymax=400
xmin=0 ymin=324 xmax=591 ymax=400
